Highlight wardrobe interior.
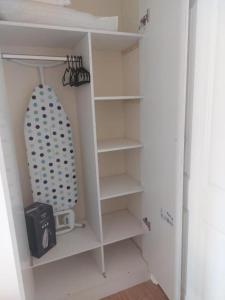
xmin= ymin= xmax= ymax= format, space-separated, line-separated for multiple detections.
xmin=0 ymin=1 xmax=153 ymax=300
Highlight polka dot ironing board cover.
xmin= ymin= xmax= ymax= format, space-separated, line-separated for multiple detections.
xmin=24 ymin=84 xmax=78 ymax=213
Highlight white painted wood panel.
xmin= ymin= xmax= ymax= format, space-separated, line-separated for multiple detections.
xmin=34 ymin=240 xmax=148 ymax=300
xmin=139 ymin=1 xmax=189 ymax=299
xmin=0 ymin=143 xmax=26 ymax=300
xmin=98 ymin=152 xmax=126 ymax=178
xmin=200 ymin=224 xmax=225 ymax=300
xmin=0 ymin=57 xmax=34 ymax=300
xmin=101 ymin=196 xmax=129 ymax=215
xmin=181 ymin=2 xmax=197 ymax=298
xmin=97 ymin=138 xmax=142 ymax=153
xmin=74 ymin=34 xmax=103 ymax=243
xmin=92 ymin=44 xmax=140 ymax=98
xmin=90 ymin=246 xmax=105 ymax=275
xmin=34 ymin=250 xmax=104 ymax=300
xmin=91 ymin=32 xmax=142 ymax=52
xmin=186 ymin=2 xmax=225 ymax=299
xmin=73 ymin=239 xmax=148 ymax=300
xmin=32 ymin=222 xmax=100 ymax=268
xmin=100 ymin=174 xmax=143 ymax=200
xmin=0 ymin=4 xmax=188 ymax=299
xmin=92 ymin=50 xmax=124 ymax=97
xmin=125 ymin=149 xmax=141 ymax=182
xmin=102 ymin=210 xmax=144 ymax=245
xmin=0 ymin=21 xmax=142 ymax=50
xmin=0 ymin=21 xmax=85 ymax=48
xmin=95 ymin=96 xmax=143 ymax=101
xmin=124 ymin=100 xmax=140 ymax=141
xmin=95 ymin=100 xmax=140 ymax=141
xmin=104 ymin=239 xmax=147 ymax=278
xmin=122 ymin=46 xmax=140 ymax=96
xmin=95 ymin=101 xmax=125 ymax=139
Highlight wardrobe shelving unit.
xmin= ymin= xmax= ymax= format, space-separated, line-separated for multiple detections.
xmin=91 ymin=26 xmax=146 ymax=284
xmin=0 ymin=2 xmax=188 ymax=297
xmin=0 ymin=20 xmax=148 ymax=300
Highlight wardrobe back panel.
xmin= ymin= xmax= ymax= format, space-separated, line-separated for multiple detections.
xmin=101 ymin=196 xmax=129 ymax=215
xmin=92 ymin=47 xmax=140 ymax=97
xmin=125 ymin=150 xmax=141 ymax=181
xmin=3 ymin=48 xmax=85 ymax=220
xmin=122 ymin=47 xmax=140 ymax=96
xmin=124 ymin=100 xmax=140 ymax=140
xmin=93 ymin=50 xmax=124 ymax=97
xmin=96 ymin=100 xmax=140 ymax=141
xmin=98 ymin=150 xmax=141 ymax=180
xmin=96 ymin=101 xmax=125 ymax=140
xmin=98 ymin=152 xmax=125 ymax=178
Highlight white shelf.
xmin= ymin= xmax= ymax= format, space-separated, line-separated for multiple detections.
xmin=95 ymin=96 xmax=143 ymax=101
xmin=98 ymin=138 xmax=142 ymax=153
xmin=34 ymin=240 xmax=148 ymax=300
xmin=0 ymin=21 xmax=142 ymax=50
xmin=91 ymin=31 xmax=142 ymax=51
xmin=0 ymin=21 xmax=85 ymax=48
xmin=102 ymin=210 xmax=144 ymax=245
xmin=100 ymin=174 xmax=143 ymax=200
xmin=34 ymin=251 xmax=104 ymax=300
xmin=32 ymin=222 xmax=100 ymax=267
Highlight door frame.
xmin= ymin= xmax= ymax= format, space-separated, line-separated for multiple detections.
xmin=185 ymin=0 xmax=220 ymax=299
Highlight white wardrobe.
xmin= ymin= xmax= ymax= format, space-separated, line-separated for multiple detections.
xmin=0 ymin=1 xmax=189 ymax=300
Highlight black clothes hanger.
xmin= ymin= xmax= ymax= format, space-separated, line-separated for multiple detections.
xmin=62 ymin=55 xmax=90 ymax=87
xmin=70 ymin=56 xmax=79 ymax=87
xmin=62 ymin=55 xmax=71 ymax=86
xmin=75 ymin=56 xmax=90 ymax=87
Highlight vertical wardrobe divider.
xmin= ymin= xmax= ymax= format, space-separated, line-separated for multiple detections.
xmin=73 ymin=32 xmax=105 ymax=275
xmin=89 ymin=31 xmax=144 ymax=278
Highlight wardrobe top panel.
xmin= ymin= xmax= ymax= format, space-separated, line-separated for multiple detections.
xmin=0 ymin=21 xmax=143 ymax=51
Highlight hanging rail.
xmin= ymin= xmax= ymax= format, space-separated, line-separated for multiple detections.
xmin=1 ymin=53 xmax=67 ymax=62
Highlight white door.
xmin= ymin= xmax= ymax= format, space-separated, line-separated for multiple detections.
xmin=186 ymin=1 xmax=225 ymax=299
xmin=139 ymin=1 xmax=189 ymax=299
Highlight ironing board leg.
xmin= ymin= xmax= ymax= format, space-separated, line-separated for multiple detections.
xmin=55 ymin=209 xmax=84 ymax=235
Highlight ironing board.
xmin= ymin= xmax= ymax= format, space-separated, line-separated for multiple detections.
xmin=24 ymin=83 xmax=80 ymax=234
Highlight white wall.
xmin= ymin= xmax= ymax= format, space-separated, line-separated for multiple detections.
xmin=70 ymin=0 xmax=139 ymax=32
xmin=121 ymin=0 xmax=139 ymax=33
